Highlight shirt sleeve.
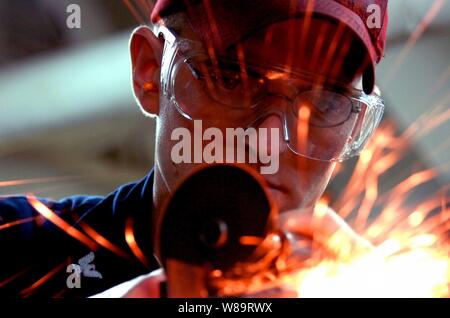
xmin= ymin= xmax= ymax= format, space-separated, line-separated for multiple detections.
xmin=0 ymin=173 xmax=159 ymax=298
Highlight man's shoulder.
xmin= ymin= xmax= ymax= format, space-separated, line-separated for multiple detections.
xmin=0 ymin=169 xmax=154 ymax=219
xmin=0 ymin=195 xmax=104 ymax=217
xmin=0 ymin=171 xmax=157 ymax=297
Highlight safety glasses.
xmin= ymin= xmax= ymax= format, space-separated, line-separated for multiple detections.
xmin=151 ymin=24 xmax=385 ymax=162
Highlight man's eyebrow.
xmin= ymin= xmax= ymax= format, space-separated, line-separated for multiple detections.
xmin=184 ymin=55 xmax=357 ymax=94
xmin=186 ymin=56 xmax=264 ymax=77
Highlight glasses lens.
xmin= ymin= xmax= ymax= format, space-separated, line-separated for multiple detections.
xmin=341 ymin=95 xmax=384 ymax=159
xmin=293 ymin=91 xmax=354 ymax=127
xmin=286 ymin=90 xmax=360 ymax=161
xmin=171 ymin=58 xmax=206 ymax=119
xmin=173 ymin=57 xmax=267 ymax=118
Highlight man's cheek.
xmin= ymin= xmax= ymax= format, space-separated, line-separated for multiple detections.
xmin=292 ymin=158 xmax=335 ymax=201
xmin=308 ymin=129 xmax=349 ymax=160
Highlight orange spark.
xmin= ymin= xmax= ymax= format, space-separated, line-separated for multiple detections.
xmin=0 ymin=268 xmax=31 ymax=289
xmin=317 ymin=21 xmax=346 ymax=86
xmin=0 ymin=176 xmax=76 ymax=188
xmin=386 ymin=0 xmax=447 ymax=82
xmin=297 ymin=0 xmax=315 ymax=71
xmin=125 ymin=216 xmax=150 ymax=267
xmin=122 ymin=0 xmax=145 ymax=24
xmin=297 ymin=104 xmax=311 ymax=156
xmin=78 ymin=221 xmax=131 ymax=260
xmin=431 ymin=64 xmax=450 ymax=94
xmin=19 ymin=260 xmax=69 ymax=297
xmin=0 ymin=216 xmax=40 ymax=231
xmin=27 ymin=195 xmax=98 ymax=251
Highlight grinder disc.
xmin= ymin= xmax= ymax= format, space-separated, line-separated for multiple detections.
xmin=158 ymin=164 xmax=274 ymax=271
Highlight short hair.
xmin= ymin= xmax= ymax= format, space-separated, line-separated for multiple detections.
xmin=160 ymin=12 xmax=192 ymax=38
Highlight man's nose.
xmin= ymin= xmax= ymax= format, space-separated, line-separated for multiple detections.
xmin=252 ymin=114 xmax=287 ymax=155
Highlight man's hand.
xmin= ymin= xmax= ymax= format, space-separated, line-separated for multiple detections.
xmin=279 ymin=205 xmax=373 ymax=258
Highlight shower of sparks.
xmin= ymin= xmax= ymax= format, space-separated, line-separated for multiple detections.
xmin=289 ymin=240 xmax=448 ymax=297
xmin=212 ymin=103 xmax=449 ymax=298
xmin=281 ymin=106 xmax=450 ymax=298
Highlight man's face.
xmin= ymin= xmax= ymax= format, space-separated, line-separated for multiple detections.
xmin=152 ymin=17 xmax=362 ymax=215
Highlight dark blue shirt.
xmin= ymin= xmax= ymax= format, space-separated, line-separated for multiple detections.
xmin=0 ymin=171 xmax=159 ymax=298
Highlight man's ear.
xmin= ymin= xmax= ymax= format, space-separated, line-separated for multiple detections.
xmin=130 ymin=25 xmax=163 ymax=117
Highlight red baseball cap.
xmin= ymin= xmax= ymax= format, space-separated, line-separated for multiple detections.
xmin=151 ymin=0 xmax=389 ymax=94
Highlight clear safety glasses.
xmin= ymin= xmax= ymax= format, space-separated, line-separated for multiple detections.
xmin=151 ymin=24 xmax=385 ymax=162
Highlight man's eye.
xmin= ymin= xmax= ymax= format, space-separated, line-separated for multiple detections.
xmin=314 ymin=100 xmax=334 ymax=113
xmin=295 ymin=91 xmax=354 ymax=127
xmin=205 ymin=72 xmax=267 ymax=108
xmin=221 ymin=74 xmax=241 ymax=90
xmin=209 ymin=71 xmax=242 ymax=91
xmin=210 ymin=70 xmax=266 ymax=98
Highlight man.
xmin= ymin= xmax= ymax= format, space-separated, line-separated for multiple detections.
xmin=0 ymin=0 xmax=388 ymax=297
